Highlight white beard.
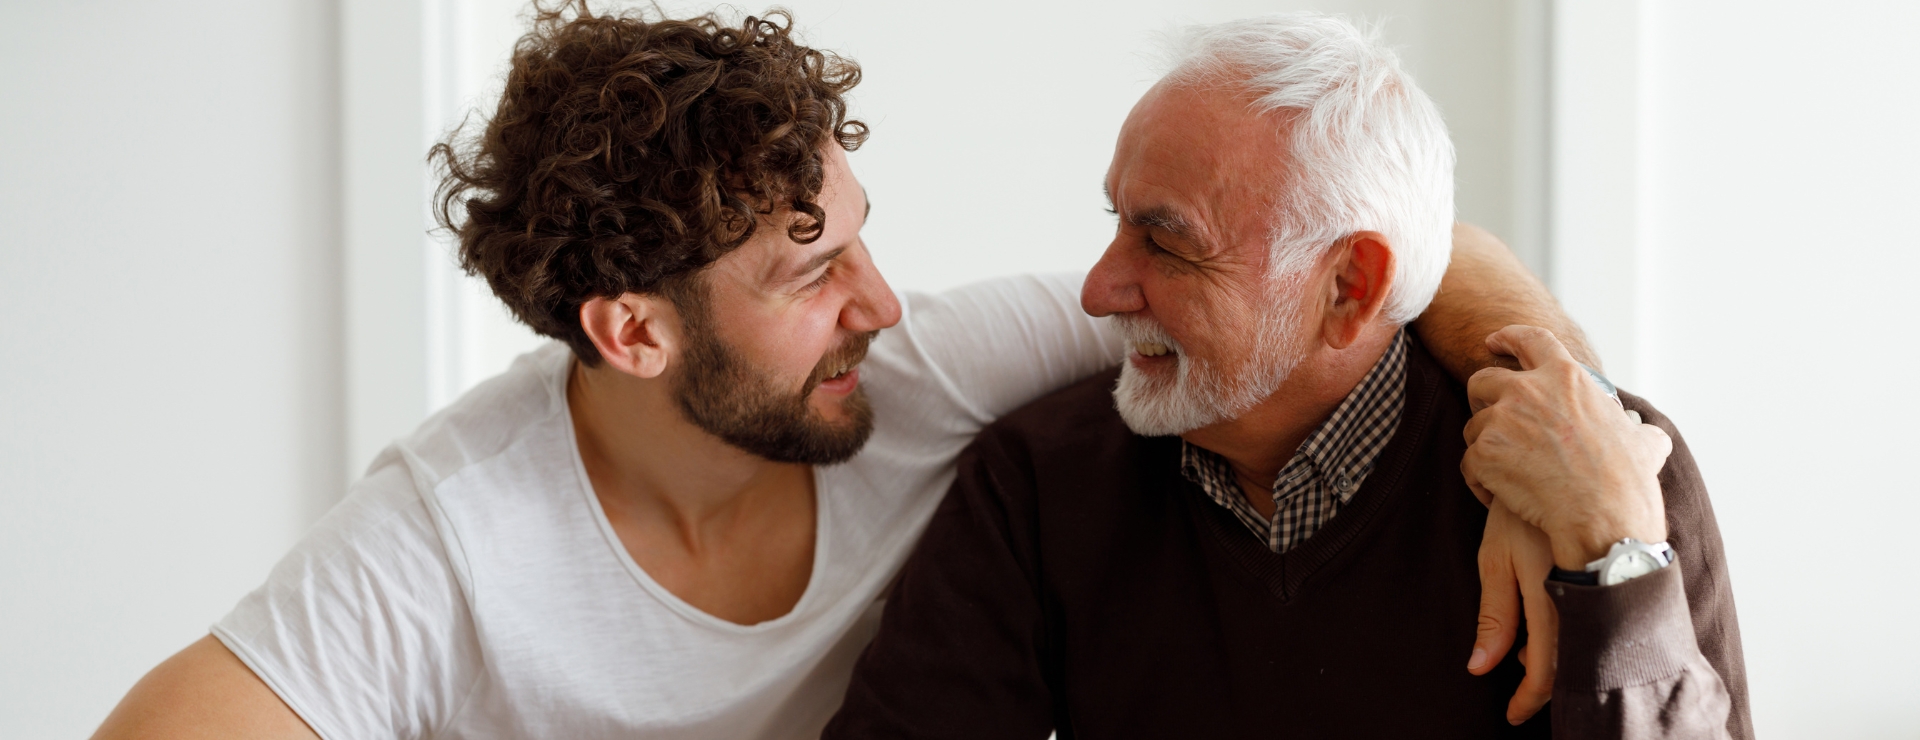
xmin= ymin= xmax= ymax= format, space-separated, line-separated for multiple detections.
xmin=1110 ymin=281 xmax=1309 ymax=437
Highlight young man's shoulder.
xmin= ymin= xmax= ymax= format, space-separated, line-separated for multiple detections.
xmin=388 ymin=342 xmax=576 ymax=493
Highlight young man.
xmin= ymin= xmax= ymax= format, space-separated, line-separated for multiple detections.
xmin=95 ymin=6 xmax=1617 ymax=738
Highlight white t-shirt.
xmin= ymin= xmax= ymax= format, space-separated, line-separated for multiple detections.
xmin=213 ymin=274 xmax=1123 ymax=740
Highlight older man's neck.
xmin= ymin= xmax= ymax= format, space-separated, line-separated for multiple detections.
xmin=1183 ymin=324 xmax=1400 ymax=494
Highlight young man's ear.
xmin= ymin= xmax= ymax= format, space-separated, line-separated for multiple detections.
xmin=580 ymin=293 xmax=679 ymax=379
xmin=1320 ymin=230 xmax=1396 ymax=350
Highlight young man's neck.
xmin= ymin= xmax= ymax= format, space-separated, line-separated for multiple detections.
xmin=566 ymin=359 xmax=818 ymax=625
xmin=1182 ymin=323 xmax=1400 ymax=496
xmin=566 ymin=359 xmax=812 ymax=547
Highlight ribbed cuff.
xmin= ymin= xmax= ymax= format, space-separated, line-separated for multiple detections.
xmin=1547 ymin=561 xmax=1702 ymax=692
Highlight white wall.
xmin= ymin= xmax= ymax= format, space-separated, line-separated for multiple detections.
xmin=0 ymin=1 xmax=342 ymax=737
xmin=1643 ymin=2 xmax=1920 ymax=735
xmin=1550 ymin=1 xmax=1920 ymax=736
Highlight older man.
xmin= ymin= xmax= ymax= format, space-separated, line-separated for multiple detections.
xmin=825 ymin=14 xmax=1748 ymax=740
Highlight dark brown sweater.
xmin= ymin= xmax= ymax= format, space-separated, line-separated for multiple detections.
xmin=825 ymin=341 xmax=1750 ymax=739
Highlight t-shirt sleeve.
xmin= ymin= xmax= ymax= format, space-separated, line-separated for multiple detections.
xmin=212 ymin=456 xmax=480 ymax=740
xmin=869 ymin=272 xmax=1124 ymax=437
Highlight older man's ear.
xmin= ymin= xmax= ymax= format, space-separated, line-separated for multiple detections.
xmin=1318 ymin=230 xmax=1397 ymax=350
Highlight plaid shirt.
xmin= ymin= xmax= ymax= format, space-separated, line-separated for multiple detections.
xmin=1180 ymin=329 xmax=1409 ymax=553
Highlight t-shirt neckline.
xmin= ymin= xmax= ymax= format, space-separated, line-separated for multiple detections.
xmin=548 ymin=351 xmax=832 ymax=634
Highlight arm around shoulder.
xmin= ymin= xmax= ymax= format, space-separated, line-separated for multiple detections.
xmin=1415 ymin=223 xmax=1600 ymax=382
xmin=876 ymin=273 xmax=1124 ymax=425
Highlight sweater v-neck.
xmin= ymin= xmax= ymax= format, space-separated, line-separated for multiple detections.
xmin=1182 ymin=338 xmax=1446 ymax=603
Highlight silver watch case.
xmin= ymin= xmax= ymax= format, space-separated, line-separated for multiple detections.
xmin=1585 ymin=538 xmax=1674 ymax=586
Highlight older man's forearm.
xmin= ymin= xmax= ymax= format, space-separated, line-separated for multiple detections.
xmin=1545 ymin=393 xmax=1752 ymax=739
xmin=1414 ymin=223 xmax=1598 ymax=382
xmin=1548 ymin=566 xmax=1735 ymax=739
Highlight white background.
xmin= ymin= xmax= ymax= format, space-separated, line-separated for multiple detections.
xmin=1 ymin=1 xmax=1914 ymax=737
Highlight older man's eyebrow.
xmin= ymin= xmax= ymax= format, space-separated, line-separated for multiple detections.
xmin=1129 ymin=206 xmax=1199 ymax=240
xmin=1104 ymin=185 xmax=1197 ymax=237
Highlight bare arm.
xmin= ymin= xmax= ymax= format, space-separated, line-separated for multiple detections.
xmin=92 ymin=636 xmax=320 ymax=740
xmin=1416 ymin=223 xmax=1599 ymax=382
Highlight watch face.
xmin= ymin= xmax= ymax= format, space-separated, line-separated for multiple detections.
xmin=1602 ymin=551 xmax=1661 ymax=586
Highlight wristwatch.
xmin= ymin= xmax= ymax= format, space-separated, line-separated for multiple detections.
xmin=1550 ymin=538 xmax=1674 ymax=586
xmin=1580 ymin=364 xmax=1620 ymax=405
xmin=1582 ymin=363 xmax=1642 ymax=424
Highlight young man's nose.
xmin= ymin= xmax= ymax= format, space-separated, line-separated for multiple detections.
xmin=840 ymin=250 xmax=902 ymax=333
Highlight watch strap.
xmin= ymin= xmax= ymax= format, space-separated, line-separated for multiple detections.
xmin=1548 ymin=566 xmax=1600 ymax=586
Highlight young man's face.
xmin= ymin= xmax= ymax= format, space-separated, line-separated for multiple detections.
xmin=670 ymin=145 xmax=901 ymax=464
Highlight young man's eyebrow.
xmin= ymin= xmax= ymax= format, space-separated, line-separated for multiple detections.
xmin=787 ymin=245 xmax=848 ymax=281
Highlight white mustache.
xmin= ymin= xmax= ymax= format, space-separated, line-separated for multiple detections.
xmin=1112 ymin=315 xmax=1184 ymax=355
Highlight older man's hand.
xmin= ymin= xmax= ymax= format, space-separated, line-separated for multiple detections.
xmin=1470 ymin=498 xmax=1558 ymax=724
xmin=1460 ymin=325 xmax=1674 ymax=570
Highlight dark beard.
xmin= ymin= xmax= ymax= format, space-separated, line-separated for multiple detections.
xmin=671 ymin=311 xmax=877 ymax=466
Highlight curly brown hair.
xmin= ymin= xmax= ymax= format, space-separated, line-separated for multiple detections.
xmin=432 ymin=2 xmax=868 ymax=363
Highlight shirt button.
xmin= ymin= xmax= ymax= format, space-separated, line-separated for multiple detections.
xmin=1335 ymin=475 xmax=1356 ymax=492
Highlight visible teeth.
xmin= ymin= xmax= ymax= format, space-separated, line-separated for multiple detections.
xmin=1134 ymin=342 xmax=1171 ymax=357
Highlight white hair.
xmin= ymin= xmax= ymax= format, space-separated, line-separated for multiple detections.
xmin=1158 ymin=13 xmax=1455 ymax=323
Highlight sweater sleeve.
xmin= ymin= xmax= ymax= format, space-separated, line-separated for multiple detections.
xmin=822 ymin=433 xmax=1057 ymax=740
xmin=1547 ymin=393 xmax=1753 ymax=739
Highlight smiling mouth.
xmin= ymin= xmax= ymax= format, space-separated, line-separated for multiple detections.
xmin=808 ymin=361 xmax=861 ymax=395
xmin=806 ymin=331 xmax=879 ymax=393
xmin=1133 ymin=341 xmax=1173 ymax=357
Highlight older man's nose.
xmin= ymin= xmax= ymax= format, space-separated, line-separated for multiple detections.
xmin=1081 ymin=240 xmax=1147 ymax=317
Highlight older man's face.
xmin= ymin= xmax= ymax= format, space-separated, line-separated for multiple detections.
xmin=1083 ymin=81 xmax=1317 ymax=436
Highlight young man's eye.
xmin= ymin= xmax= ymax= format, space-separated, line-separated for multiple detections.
xmin=806 ymin=264 xmax=835 ymax=291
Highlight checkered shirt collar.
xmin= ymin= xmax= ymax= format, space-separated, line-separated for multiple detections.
xmin=1179 ymin=329 xmax=1409 ymax=553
